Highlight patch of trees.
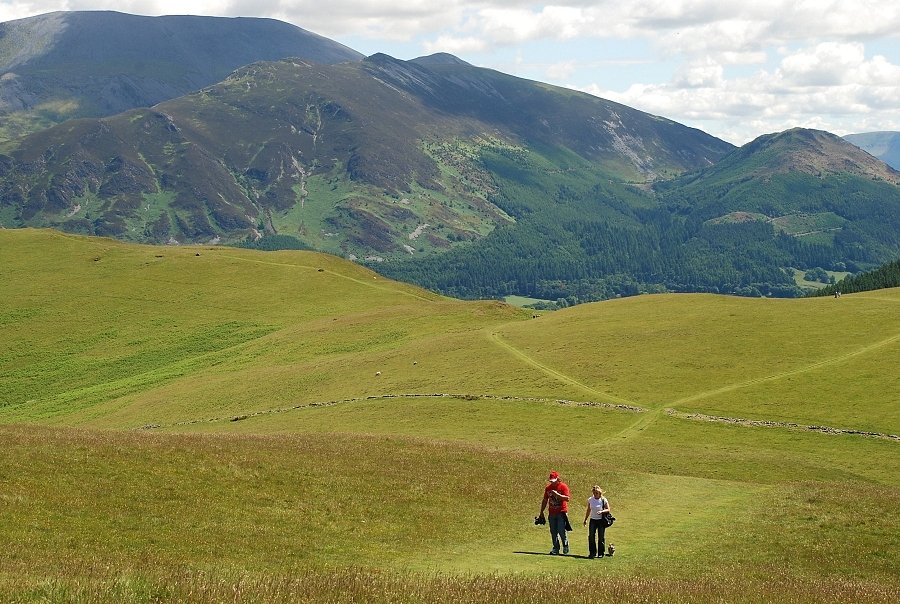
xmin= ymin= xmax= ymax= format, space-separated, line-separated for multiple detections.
xmin=810 ymin=259 xmax=900 ymax=297
xmin=804 ymin=267 xmax=831 ymax=283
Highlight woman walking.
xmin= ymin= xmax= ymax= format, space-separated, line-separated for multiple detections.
xmin=583 ymin=485 xmax=611 ymax=558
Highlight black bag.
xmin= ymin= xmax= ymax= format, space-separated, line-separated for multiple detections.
xmin=534 ymin=515 xmax=546 ymax=525
xmin=604 ymin=514 xmax=616 ymax=528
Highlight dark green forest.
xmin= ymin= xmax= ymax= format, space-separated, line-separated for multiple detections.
xmin=377 ymin=149 xmax=899 ymax=304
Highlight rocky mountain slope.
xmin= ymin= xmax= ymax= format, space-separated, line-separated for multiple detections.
xmin=0 ymin=53 xmax=734 ymax=255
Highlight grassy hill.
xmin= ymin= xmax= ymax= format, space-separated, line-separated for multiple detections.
xmin=1 ymin=229 xmax=898 ymax=602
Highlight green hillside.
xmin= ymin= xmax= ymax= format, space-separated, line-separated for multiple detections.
xmin=2 ymin=15 xmax=900 ymax=305
xmin=0 ymin=55 xmax=730 ymax=249
xmin=1 ymin=230 xmax=898 ymax=602
xmin=642 ymin=128 xmax=900 ymax=295
xmin=0 ymin=53 xmax=758 ymax=301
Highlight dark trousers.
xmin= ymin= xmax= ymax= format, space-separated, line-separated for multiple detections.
xmin=588 ymin=518 xmax=607 ymax=557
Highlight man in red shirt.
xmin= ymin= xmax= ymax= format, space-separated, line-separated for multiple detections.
xmin=538 ymin=470 xmax=571 ymax=555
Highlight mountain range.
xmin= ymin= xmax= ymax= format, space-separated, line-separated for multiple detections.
xmin=1 ymin=11 xmax=899 ymax=302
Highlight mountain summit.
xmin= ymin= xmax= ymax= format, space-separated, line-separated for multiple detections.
xmin=0 ymin=11 xmax=363 ymax=141
xmin=724 ymin=128 xmax=900 ymax=184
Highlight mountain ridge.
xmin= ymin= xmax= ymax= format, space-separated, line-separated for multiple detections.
xmin=668 ymin=128 xmax=900 ymax=197
xmin=0 ymin=53 xmax=735 ymax=251
xmin=0 ymin=11 xmax=363 ymax=142
xmin=732 ymin=128 xmax=900 ymax=183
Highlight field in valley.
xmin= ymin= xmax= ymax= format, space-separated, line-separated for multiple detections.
xmin=1 ymin=229 xmax=898 ymax=602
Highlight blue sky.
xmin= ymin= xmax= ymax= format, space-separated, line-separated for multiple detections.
xmin=2 ymin=0 xmax=898 ymax=145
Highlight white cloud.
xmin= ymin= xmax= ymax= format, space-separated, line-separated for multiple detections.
xmin=587 ymin=40 xmax=900 ymax=143
xmin=778 ymin=42 xmax=864 ymax=86
xmin=468 ymin=6 xmax=593 ymax=45
xmin=673 ymin=57 xmax=724 ymax=88
xmin=544 ymin=60 xmax=577 ymax=81
xmin=423 ymin=34 xmax=486 ymax=55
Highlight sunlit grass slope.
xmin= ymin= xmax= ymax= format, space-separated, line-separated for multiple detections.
xmin=0 ymin=228 xmax=537 ymax=426
xmin=497 ymin=291 xmax=900 ymax=433
xmin=4 ymin=229 xmax=897 ymax=434
xmin=1 ymin=229 xmax=898 ymax=602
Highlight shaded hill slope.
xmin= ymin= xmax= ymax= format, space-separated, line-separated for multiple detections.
xmin=0 ymin=10 xmax=363 ymax=142
xmin=845 ymin=131 xmax=900 ymax=170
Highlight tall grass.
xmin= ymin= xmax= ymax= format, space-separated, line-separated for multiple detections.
xmin=5 ymin=567 xmax=898 ymax=604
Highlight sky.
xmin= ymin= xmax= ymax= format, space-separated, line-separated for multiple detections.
xmin=2 ymin=0 xmax=899 ymax=145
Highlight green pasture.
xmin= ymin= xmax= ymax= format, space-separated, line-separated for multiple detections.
xmin=1 ymin=229 xmax=898 ymax=602
xmin=792 ymin=267 xmax=853 ymax=289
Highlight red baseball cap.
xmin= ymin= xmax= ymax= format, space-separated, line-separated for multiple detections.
xmin=548 ymin=471 xmax=559 ymax=482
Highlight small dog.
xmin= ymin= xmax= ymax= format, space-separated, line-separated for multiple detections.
xmin=607 ymin=543 xmax=615 ymax=557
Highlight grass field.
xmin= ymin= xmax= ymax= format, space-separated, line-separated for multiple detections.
xmin=1 ymin=229 xmax=898 ymax=602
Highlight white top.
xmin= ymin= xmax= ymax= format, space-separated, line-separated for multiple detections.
xmin=587 ymin=496 xmax=608 ymax=520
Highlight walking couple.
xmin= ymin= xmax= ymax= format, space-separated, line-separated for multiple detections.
xmin=537 ymin=470 xmax=612 ymax=558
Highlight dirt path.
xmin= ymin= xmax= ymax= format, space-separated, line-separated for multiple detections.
xmin=486 ymin=331 xmax=638 ymax=406
xmin=485 ymin=329 xmax=900 ymax=443
xmin=671 ymin=330 xmax=900 ymax=406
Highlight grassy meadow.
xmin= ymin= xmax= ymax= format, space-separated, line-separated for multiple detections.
xmin=1 ymin=229 xmax=898 ymax=602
